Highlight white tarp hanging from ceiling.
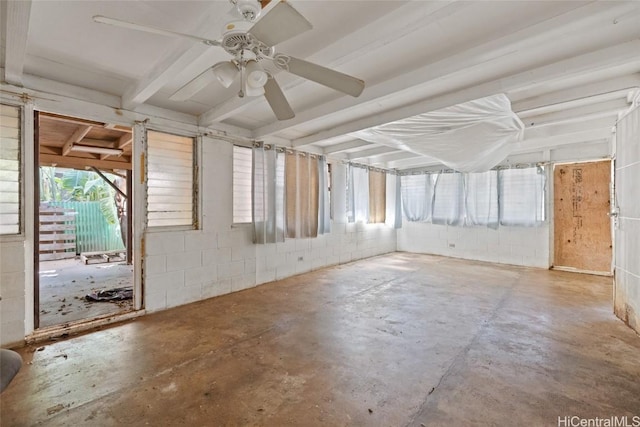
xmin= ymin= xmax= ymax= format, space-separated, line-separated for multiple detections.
xmin=350 ymin=94 xmax=524 ymax=172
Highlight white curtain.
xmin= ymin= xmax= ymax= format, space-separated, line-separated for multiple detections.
xmin=317 ymin=156 xmax=331 ymax=234
xmin=432 ymin=173 xmax=464 ymax=226
xmin=401 ymin=174 xmax=433 ymax=222
xmin=347 ymin=164 xmax=369 ymax=223
xmin=499 ymin=166 xmax=546 ymax=226
xmin=465 ymin=170 xmax=499 ymax=229
xmin=252 ymin=144 xmax=285 ymax=244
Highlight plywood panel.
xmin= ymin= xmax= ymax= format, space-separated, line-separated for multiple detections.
xmin=554 ymin=160 xmax=612 ymax=273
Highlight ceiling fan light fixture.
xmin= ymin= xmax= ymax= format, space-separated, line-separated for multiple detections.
xmin=244 ymin=81 xmax=265 ymax=97
xmin=245 ymin=60 xmax=268 ymax=89
xmin=212 ymin=61 xmax=240 ymax=88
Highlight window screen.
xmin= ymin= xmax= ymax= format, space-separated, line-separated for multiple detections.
xmin=146 ymin=130 xmax=196 ymax=228
xmin=233 ymin=145 xmax=252 ymax=223
xmin=499 ymin=167 xmax=545 ymax=226
xmin=0 ymin=104 xmax=21 ymax=235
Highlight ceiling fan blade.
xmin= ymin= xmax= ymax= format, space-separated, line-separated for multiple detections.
xmin=93 ymin=15 xmax=220 ymax=46
xmin=248 ymin=2 xmax=312 ymax=47
xmin=170 ymin=68 xmax=218 ymax=101
xmin=280 ymin=56 xmax=365 ymax=97
xmin=264 ymin=77 xmax=295 ymax=120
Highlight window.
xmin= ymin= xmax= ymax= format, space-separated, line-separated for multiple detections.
xmin=401 ymin=174 xmax=433 ymax=222
xmin=233 ymin=145 xmax=252 ymax=223
xmin=146 ymin=130 xmax=196 ymax=228
xmin=432 ymin=172 xmax=464 ymax=226
xmin=465 ymin=170 xmax=498 ymax=227
xmin=499 ymin=166 xmax=545 ymax=226
xmin=0 ymin=104 xmax=21 ymax=235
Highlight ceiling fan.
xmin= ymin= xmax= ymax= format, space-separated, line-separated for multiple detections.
xmin=93 ymin=0 xmax=365 ymax=121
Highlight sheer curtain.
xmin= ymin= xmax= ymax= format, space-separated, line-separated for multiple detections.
xmin=401 ymin=174 xmax=433 ymax=222
xmin=499 ymin=166 xmax=546 ymax=226
xmin=347 ymin=164 xmax=369 ymax=223
xmin=465 ymin=170 xmax=499 ymax=229
xmin=432 ymin=172 xmax=464 ymax=226
xmin=317 ymin=156 xmax=331 ymax=234
xmin=369 ymin=170 xmax=386 ymax=223
xmin=285 ymin=151 xmax=319 ymax=238
xmin=252 ymin=144 xmax=285 ymax=244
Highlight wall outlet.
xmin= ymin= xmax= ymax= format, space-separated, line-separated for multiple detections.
xmin=448 ymin=243 xmax=456 ymax=248
xmin=298 ymin=256 xmax=304 ymax=261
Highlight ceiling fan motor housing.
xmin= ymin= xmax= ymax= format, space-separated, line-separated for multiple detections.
xmin=222 ymin=21 xmax=272 ymax=59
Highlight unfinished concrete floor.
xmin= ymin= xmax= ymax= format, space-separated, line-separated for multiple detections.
xmin=2 ymin=253 xmax=639 ymax=426
xmin=39 ymin=259 xmax=133 ymax=328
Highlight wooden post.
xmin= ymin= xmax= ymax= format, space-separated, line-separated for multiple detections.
xmin=126 ymin=169 xmax=133 ymax=264
xmin=33 ymin=111 xmax=40 ymax=330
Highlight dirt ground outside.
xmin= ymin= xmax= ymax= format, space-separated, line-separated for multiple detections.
xmin=39 ymin=258 xmax=133 ymax=328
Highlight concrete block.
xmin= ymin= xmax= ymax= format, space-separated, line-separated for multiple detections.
xmin=166 ymin=283 xmax=202 ymax=307
xmin=185 ymin=265 xmax=217 ymax=287
xmin=218 ymin=263 xmax=231 ymax=279
xmin=231 ymin=226 xmax=253 ymax=247
xmin=276 ymin=264 xmax=296 ymax=280
xmin=311 ymin=257 xmax=327 ymax=271
xmin=230 ymin=260 xmax=245 ymax=277
xmin=217 ymin=231 xmax=234 ymax=248
xmin=276 ymin=239 xmax=296 ymax=254
xmin=295 ymin=238 xmax=311 ymax=251
xmin=184 ymin=231 xmax=217 ymax=252
xmin=145 ymin=231 xmax=185 ymax=255
xmin=326 ymin=255 xmax=340 ymax=266
xmin=0 ymin=319 xmax=24 ymax=347
xmin=145 ymin=270 xmax=184 ymax=292
xmin=340 ymin=253 xmax=353 ymax=264
xmin=144 ymin=255 xmax=166 ymax=275
xmin=166 ymin=250 xmax=202 ymax=272
xmin=0 ymin=272 xmax=24 ymax=299
xmin=144 ymin=289 xmax=167 ymax=312
xmin=244 ymin=259 xmax=256 ymax=274
xmin=0 ymin=242 xmax=24 ymax=274
xmin=231 ymin=275 xmax=254 ymax=292
xmin=256 ymin=269 xmax=276 ymax=285
xmin=202 ymin=279 xmax=232 ymax=299
xmin=232 ymin=245 xmax=255 ymax=261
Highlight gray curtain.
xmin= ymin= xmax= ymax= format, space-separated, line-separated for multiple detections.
xmin=252 ymin=144 xmax=285 ymax=244
xmin=317 ymin=156 xmax=331 ymax=234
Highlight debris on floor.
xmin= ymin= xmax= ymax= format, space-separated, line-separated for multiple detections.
xmin=85 ymin=287 xmax=133 ymax=302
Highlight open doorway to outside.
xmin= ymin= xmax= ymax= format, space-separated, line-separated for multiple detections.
xmin=35 ymin=112 xmax=135 ymax=329
xmin=553 ymin=160 xmax=613 ymax=275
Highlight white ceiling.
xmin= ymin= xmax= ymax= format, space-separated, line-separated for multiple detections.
xmin=2 ymin=0 xmax=640 ymax=170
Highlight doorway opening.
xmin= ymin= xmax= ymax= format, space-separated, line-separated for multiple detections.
xmin=35 ymin=112 xmax=135 ymax=329
xmin=552 ymin=160 xmax=613 ymax=276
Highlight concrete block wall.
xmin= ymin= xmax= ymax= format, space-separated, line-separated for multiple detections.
xmin=614 ymin=105 xmax=640 ymax=333
xmin=0 ymin=241 xmax=26 ymax=345
xmin=397 ymin=222 xmax=550 ymax=268
xmin=142 ymin=138 xmax=397 ymax=312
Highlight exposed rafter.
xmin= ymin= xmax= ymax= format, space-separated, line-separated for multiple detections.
xmin=1 ymin=0 xmax=32 ymax=86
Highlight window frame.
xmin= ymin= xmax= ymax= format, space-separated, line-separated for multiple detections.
xmin=0 ymin=102 xmax=24 ymax=239
xmin=232 ymin=144 xmax=253 ymax=225
xmin=144 ymin=128 xmax=200 ymax=231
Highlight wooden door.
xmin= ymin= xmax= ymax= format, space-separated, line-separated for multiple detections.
xmin=553 ymin=160 xmax=612 ymax=273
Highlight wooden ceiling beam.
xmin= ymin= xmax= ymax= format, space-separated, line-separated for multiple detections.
xmin=61 ymin=125 xmax=93 ymax=156
xmin=40 ymin=113 xmax=105 ymax=127
xmin=101 ymin=133 xmax=133 ymax=160
xmin=40 ymin=153 xmax=132 ymax=171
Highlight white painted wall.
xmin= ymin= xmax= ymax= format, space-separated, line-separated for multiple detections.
xmin=0 ymin=241 xmax=27 ymax=345
xmin=614 ymin=105 xmax=640 ymax=333
xmin=142 ymin=139 xmax=398 ymax=313
xmin=398 ymin=222 xmax=550 ymax=268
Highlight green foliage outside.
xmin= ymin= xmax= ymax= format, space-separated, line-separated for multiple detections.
xmin=40 ymin=167 xmax=119 ymax=225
